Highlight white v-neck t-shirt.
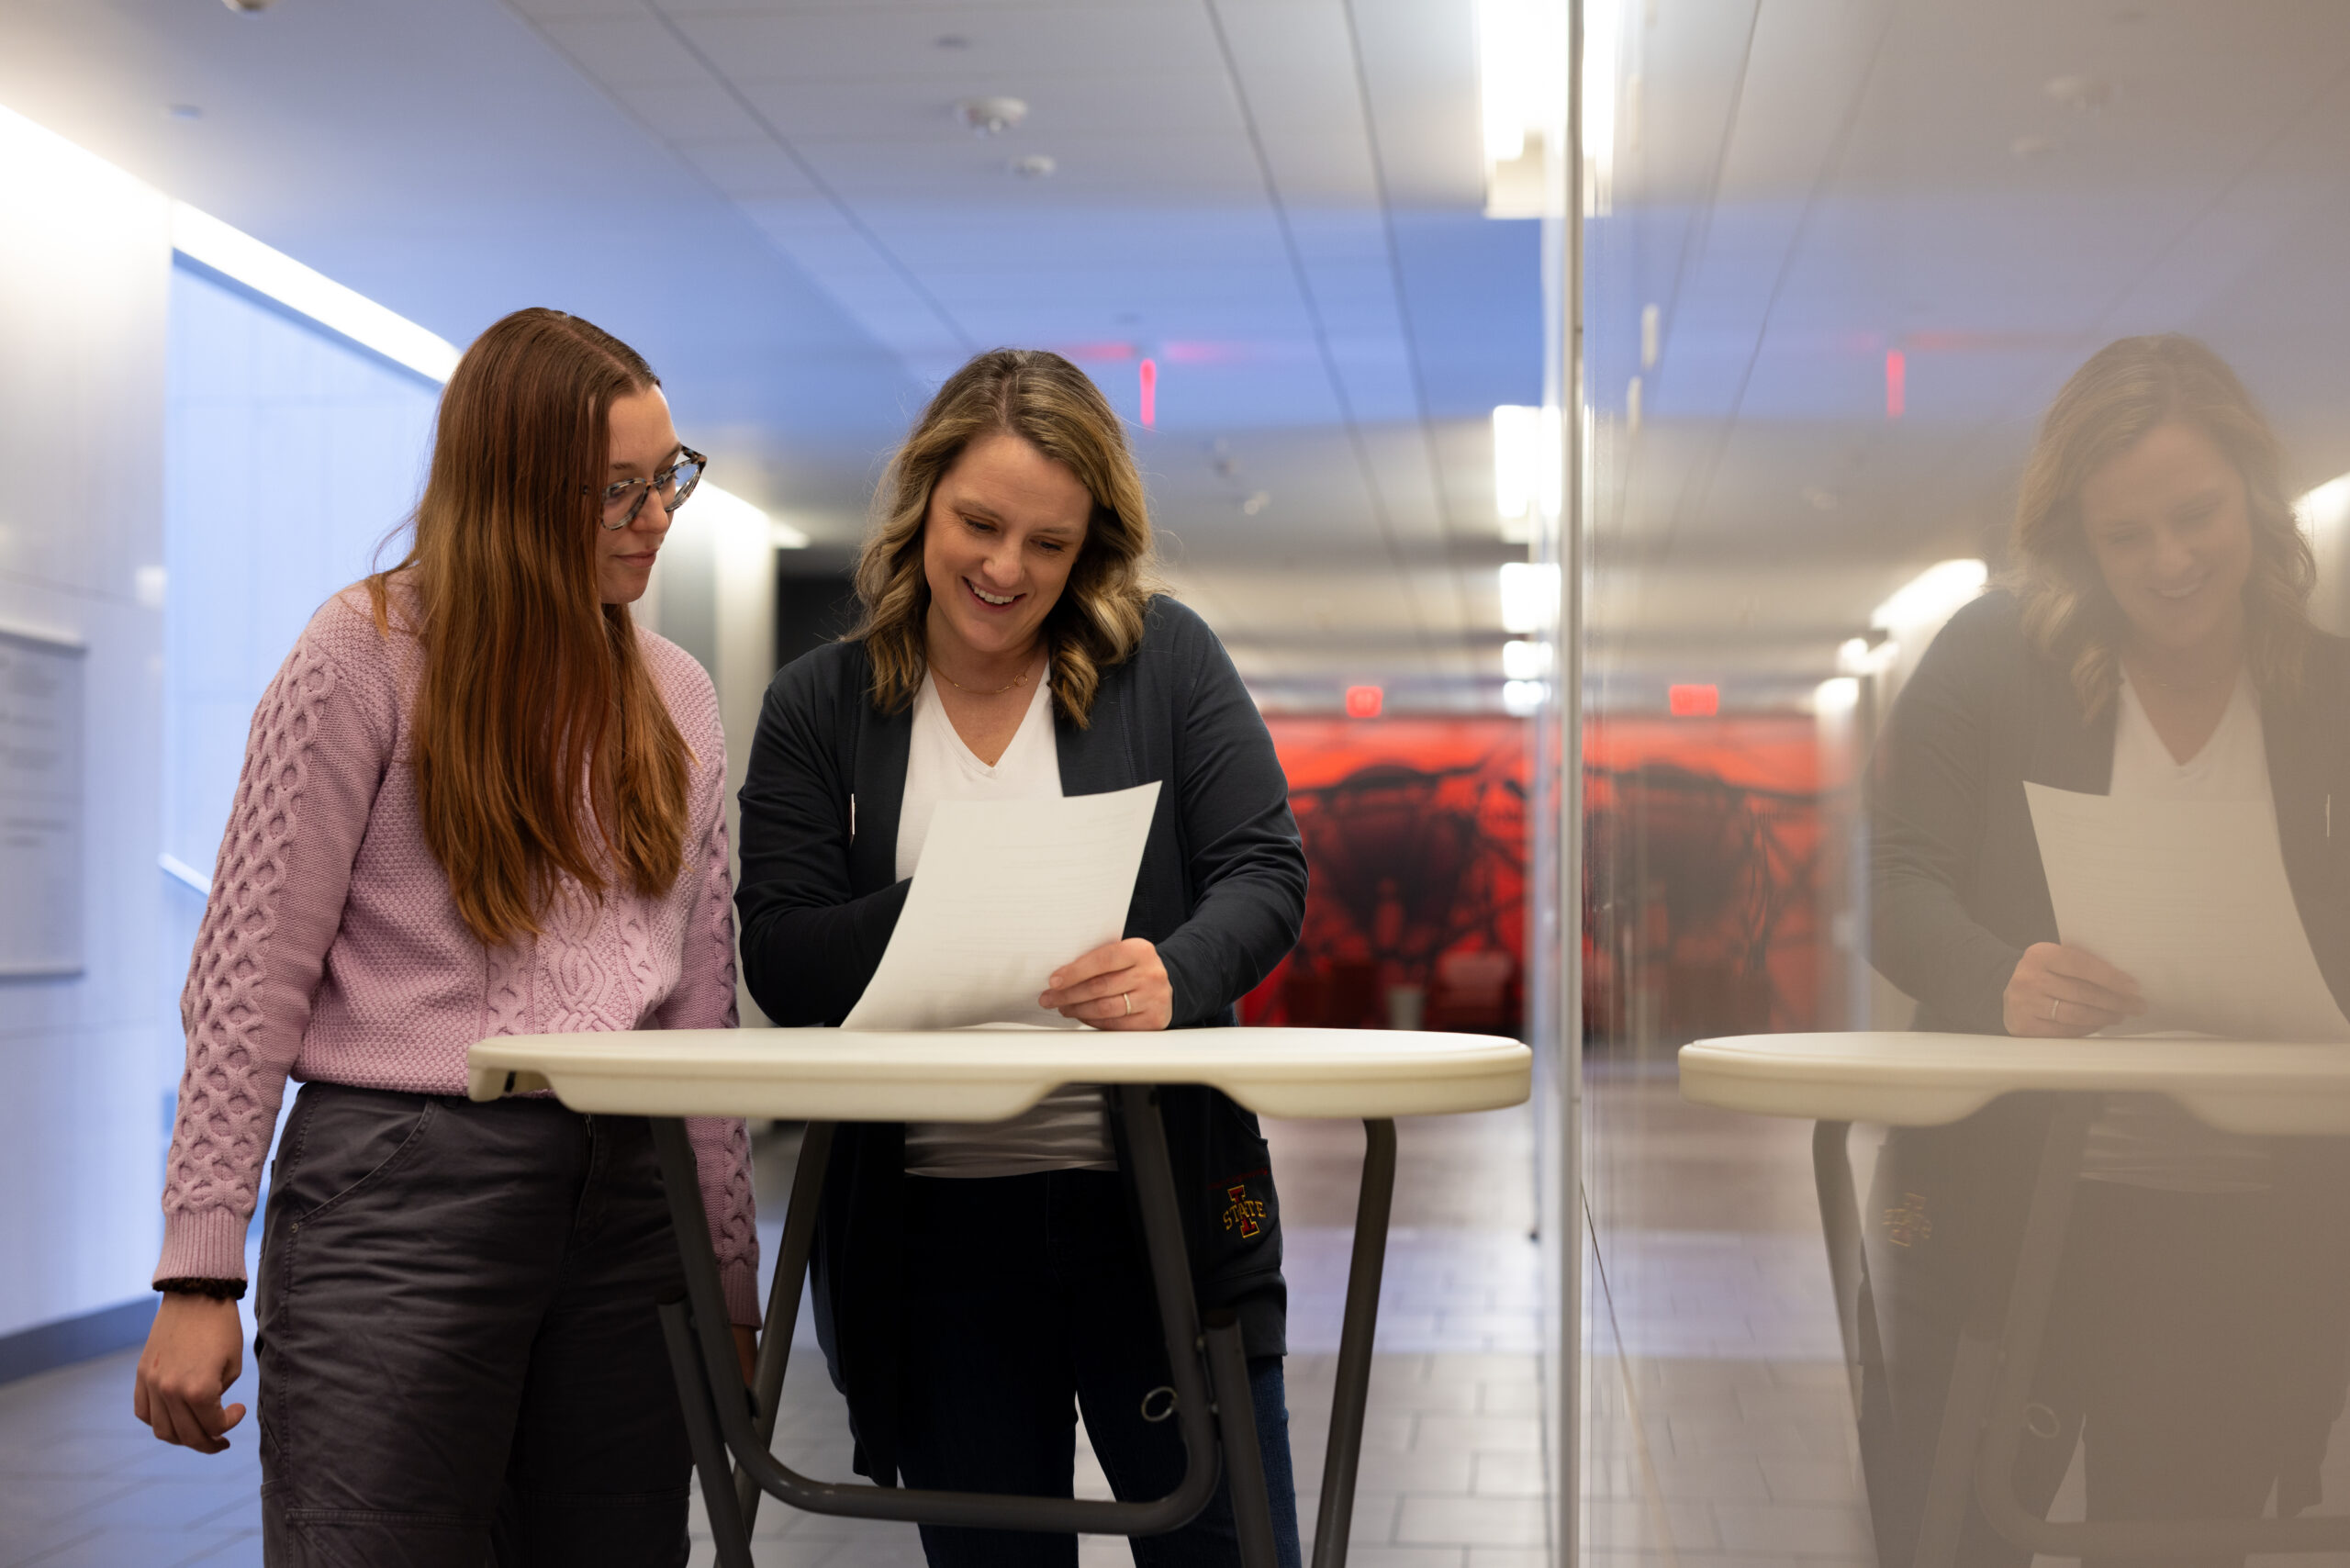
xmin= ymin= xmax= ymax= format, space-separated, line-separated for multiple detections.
xmin=896 ymin=669 xmax=1117 ymax=1178
xmin=2079 ymin=671 xmax=2272 ymax=1193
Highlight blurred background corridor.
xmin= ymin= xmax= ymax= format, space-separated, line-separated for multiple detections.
xmin=11 ymin=0 xmax=2350 ymax=1563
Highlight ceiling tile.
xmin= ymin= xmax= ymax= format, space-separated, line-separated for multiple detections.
xmin=533 ymin=15 xmax=712 ymax=88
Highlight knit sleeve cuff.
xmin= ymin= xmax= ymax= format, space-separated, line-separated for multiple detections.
xmin=155 ymin=1208 xmax=252 ymax=1286
xmin=722 ymin=1260 xmax=761 ymax=1329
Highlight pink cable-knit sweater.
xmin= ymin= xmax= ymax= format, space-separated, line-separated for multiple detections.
xmin=156 ymin=584 xmax=761 ymax=1326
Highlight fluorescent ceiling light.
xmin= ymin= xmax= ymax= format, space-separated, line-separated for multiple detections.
xmin=1501 ymin=638 xmax=1550 ymax=680
xmin=1813 ymin=677 xmax=1860 ymax=717
xmin=1583 ymin=0 xmax=1620 ymax=191
xmin=172 ymin=203 xmax=462 ymax=383
xmin=1498 ymin=561 xmax=1559 ymax=634
xmin=1871 ymin=559 xmax=1986 ymax=631
xmin=1477 ymin=0 xmax=1533 ymax=162
xmin=1492 ymin=405 xmax=1539 ymax=522
xmin=1478 ymin=0 xmax=1566 ymax=215
xmin=1502 ymin=679 xmax=1546 ymax=716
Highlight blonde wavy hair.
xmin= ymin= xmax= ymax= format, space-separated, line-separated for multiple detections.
xmin=2012 ymin=333 xmax=2314 ymax=719
xmin=852 ymin=348 xmax=1161 ymax=726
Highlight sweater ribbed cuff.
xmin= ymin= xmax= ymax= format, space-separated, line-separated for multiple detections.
xmin=722 ymin=1260 xmax=761 ymax=1329
xmin=155 ymin=1207 xmax=252 ymax=1286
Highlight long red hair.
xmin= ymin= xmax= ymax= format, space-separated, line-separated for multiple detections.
xmin=368 ymin=308 xmax=690 ymax=948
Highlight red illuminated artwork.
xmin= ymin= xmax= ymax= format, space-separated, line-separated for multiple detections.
xmin=1245 ymin=719 xmax=1528 ymax=1035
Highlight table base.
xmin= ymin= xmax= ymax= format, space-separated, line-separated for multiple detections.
xmin=1815 ymin=1103 xmax=2350 ymax=1564
xmin=650 ymin=1084 xmax=1398 ymax=1568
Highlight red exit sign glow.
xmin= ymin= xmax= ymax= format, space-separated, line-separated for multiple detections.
xmin=1668 ymin=684 xmax=1719 ymax=717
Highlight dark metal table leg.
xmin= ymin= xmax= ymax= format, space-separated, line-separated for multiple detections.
xmin=735 ymin=1121 xmax=836 ymax=1530
xmin=1812 ymin=1121 xmax=1866 ymax=1417
xmin=1908 ymin=1102 xmax=2097 ymax=1568
xmin=659 ymin=1298 xmax=755 ymax=1568
xmin=1204 ymin=1308 xmax=1280 ymax=1568
xmin=647 ymin=1105 xmax=1225 ymax=1540
xmin=1314 ymin=1118 xmax=1397 ymax=1568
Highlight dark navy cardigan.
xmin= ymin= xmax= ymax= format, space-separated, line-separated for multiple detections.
xmin=733 ymin=595 xmax=1309 ymax=1484
xmin=1869 ymin=588 xmax=2350 ymax=1511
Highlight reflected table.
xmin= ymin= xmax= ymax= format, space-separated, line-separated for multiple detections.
xmin=1679 ymin=1031 xmax=2350 ymax=1566
xmin=469 ymin=1026 xmax=1531 ymax=1568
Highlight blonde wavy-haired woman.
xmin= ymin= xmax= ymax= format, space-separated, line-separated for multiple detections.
xmin=734 ymin=349 xmax=1309 ymax=1568
xmin=1866 ymin=334 xmax=2350 ymax=1565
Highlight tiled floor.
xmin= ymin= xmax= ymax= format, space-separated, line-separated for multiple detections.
xmin=1582 ymin=1061 xmax=1871 ymax=1568
xmin=0 ymin=1102 xmax=1548 ymax=1568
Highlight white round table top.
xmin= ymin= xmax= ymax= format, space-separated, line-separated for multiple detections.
xmin=1679 ymin=1031 xmax=2350 ymax=1136
xmin=466 ymin=1025 xmax=1533 ymax=1123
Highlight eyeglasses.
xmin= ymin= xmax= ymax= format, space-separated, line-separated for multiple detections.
xmin=599 ymin=447 xmax=706 ymax=530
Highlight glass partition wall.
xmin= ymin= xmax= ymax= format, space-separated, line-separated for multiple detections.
xmin=1580 ymin=3 xmax=2350 ymax=1562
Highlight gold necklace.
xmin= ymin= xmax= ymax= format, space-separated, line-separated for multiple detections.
xmin=934 ymin=657 xmax=1037 ymax=696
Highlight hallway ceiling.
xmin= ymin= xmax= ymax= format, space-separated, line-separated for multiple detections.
xmin=0 ymin=0 xmax=1542 ymax=709
xmin=1593 ymin=0 xmax=2350 ymax=707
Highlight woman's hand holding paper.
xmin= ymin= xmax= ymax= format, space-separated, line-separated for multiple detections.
xmin=2003 ymin=940 xmax=2147 ymax=1036
xmin=1041 ymin=938 xmax=1172 ymax=1030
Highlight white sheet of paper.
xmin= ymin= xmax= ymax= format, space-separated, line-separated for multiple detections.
xmin=840 ymin=781 xmax=1162 ymax=1031
xmin=2023 ymin=781 xmax=2350 ymax=1041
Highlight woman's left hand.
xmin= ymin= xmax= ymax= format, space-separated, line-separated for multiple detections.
xmin=733 ymin=1325 xmax=757 ymax=1388
xmin=1041 ymin=938 xmax=1173 ymax=1030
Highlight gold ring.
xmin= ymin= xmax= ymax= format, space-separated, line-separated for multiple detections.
xmin=1124 ymin=991 xmax=1134 ymax=1015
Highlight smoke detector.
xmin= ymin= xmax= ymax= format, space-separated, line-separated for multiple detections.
xmin=959 ymin=96 xmax=1028 ymax=136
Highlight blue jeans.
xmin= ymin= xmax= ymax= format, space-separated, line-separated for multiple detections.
xmin=897 ymin=1170 xmax=1302 ymax=1568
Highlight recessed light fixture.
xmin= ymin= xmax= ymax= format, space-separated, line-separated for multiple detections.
xmin=1008 ymin=153 xmax=1055 ymax=178
xmin=1240 ymin=491 xmax=1270 ymax=516
xmin=1498 ymin=561 xmax=1559 ymax=634
xmin=1491 ymin=405 xmax=1539 ymax=525
xmin=1501 ymin=640 xmax=1550 ymax=680
xmin=960 ymin=96 xmax=1027 ymax=136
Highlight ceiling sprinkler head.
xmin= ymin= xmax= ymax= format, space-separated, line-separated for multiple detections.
xmin=959 ymin=96 xmax=1028 ymax=136
xmin=1009 ymin=154 xmax=1056 ymax=179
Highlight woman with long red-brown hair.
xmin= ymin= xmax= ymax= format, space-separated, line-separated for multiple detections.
xmin=130 ymin=308 xmax=757 ymax=1565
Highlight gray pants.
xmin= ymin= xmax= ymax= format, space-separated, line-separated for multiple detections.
xmin=255 ymin=1082 xmax=694 ymax=1566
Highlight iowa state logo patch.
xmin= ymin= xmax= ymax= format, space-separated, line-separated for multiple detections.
xmin=1218 ymin=1169 xmax=1270 ymax=1239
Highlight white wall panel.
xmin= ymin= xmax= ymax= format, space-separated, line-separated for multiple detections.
xmin=0 ymin=105 xmax=172 ymax=1339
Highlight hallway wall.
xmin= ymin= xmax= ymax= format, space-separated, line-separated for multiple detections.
xmin=0 ymin=107 xmax=173 ymax=1346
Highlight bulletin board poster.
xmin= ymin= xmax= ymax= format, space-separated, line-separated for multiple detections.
xmin=0 ymin=625 xmax=84 ymax=979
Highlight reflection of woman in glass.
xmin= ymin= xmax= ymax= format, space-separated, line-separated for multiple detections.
xmin=1869 ymin=335 xmax=2350 ymax=1564
xmin=734 ymin=349 xmax=1309 ymax=1568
